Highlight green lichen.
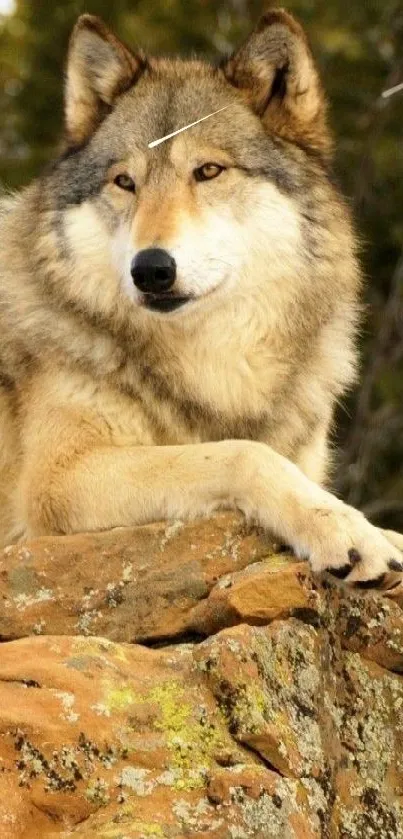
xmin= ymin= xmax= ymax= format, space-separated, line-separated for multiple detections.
xmin=204 ymin=624 xmax=324 ymax=777
xmin=250 ymin=685 xmax=267 ymax=716
xmin=150 ymin=682 xmax=191 ymax=735
xmin=149 ymin=681 xmax=226 ymax=790
xmin=134 ymin=824 xmax=164 ymax=837
xmin=72 ymin=637 xmax=127 ymax=661
xmin=99 ymin=801 xmax=137 ymax=834
xmin=262 ymin=554 xmax=296 ymax=571
xmin=104 ymin=684 xmax=141 ymax=713
xmin=217 ymin=679 xmax=267 ymax=733
xmin=85 ymin=777 xmax=110 ymax=806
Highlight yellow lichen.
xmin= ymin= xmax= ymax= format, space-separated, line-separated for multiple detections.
xmin=150 ymin=682 xmax=191 ymax=735
xmin=250 ymin=686 xmax=267 ymax=715
xmin=103 ymin=683 xmax=141 ymax=713
xmin=264 ymin=554 xmax=295 ymax=571
xmin=71 ymin=637 xmax=128 ymax=661
xmin=149 ymin=681 xmax=226 ymax=790
xmin=134 ymin=823 xmax=164 ymax=836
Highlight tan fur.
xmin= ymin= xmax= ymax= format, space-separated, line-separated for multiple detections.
xmin=0 ymin=10 xmax=402 ymax=589
xmin=224 ymin=9 xmax=332 ymax=157
xmin=66 ymin=14 xmax=146 ymax=145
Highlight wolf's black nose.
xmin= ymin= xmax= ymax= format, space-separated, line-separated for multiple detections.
xmin=131 ymin=248 xmax=176 ymax=293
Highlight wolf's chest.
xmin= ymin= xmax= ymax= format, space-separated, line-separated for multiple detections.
xmin=117 ymin=340 xmax=288 ymax=446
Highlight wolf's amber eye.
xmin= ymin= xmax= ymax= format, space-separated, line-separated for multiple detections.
xmin=114 ymin=173 xmax=136 ymax=192
xmin=194 ymin=163 xmax=225 ymax=182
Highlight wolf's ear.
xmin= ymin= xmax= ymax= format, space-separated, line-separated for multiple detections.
xmin=223 ymin=9 xmax=331 ymax=158
xmin=65 ymin=15 xmax=146 ymax=146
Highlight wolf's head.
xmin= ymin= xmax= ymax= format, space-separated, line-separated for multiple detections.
xmin=43 ymin=10 xmax=348 ymax=324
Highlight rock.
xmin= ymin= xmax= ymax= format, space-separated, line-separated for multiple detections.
xmin=336 ymin=591 xmax=403 ymax=672
xmin=0 ymin=514 xmax=279 ymax=643
xmin=195 ymin=620 xmax=325 ymax=780
xmin=0 ymin=633 xmax=326 ymax=839
xmin=0 ymin=513 xmax=402 ymax=837
xmin=329 ymin=652 xmax=403 ymax=838
xmin=189 ymin=557 xmax=316 ymax=636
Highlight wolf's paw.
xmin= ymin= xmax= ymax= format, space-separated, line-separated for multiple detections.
xmin=304 ymin=506 xmax=403 ymax=592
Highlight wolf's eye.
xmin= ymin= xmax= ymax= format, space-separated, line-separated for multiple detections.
xmin=194 ymin=163 xmax=225 ymax=182
xmin=114 ymin=173 xmax=136 ymax=193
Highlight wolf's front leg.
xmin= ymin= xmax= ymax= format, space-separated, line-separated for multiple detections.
xmin=381 ymin=529 xmax=403 ymax=552
xmin=22 ymin=437 xmax=402 ymax=591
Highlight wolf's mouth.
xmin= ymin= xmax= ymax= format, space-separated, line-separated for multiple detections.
xmin=142 ymin=294 xmax=191 ymax=313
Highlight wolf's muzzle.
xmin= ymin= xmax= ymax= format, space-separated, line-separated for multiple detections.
xmin=131 ymin=248 xmax=176 ymax=294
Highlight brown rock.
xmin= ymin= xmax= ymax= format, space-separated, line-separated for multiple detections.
xmin=0 ymin=633 xmax=326 ymax=839
xmin=0 ymin=514 xmax=276 ymax=643
xmin=289 ymin=813 xmax=322 ymax=839
xmin=207 ymin=765 xmax=279 ymax=804
xmin=189 ymin=557 xmax=317 ymax=636
xmin=336 ymin=590 xmax=403 ymax=672
xmin=194 ymin=621 xmax=325 ymax=779
xmin=329 ymin=653 xmax=403 ymax=838
xmin=0 ymin=514 xmax=403 ymax=837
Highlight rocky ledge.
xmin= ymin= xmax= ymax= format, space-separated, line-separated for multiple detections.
xmin=0 ymin=513 xmax=402 ymax=838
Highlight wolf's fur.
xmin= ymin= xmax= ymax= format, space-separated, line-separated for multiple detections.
xmin=0 ymin=10 xmax=402 ymax=587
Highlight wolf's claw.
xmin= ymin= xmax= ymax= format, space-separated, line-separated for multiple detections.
xmin=304 ymin=505 xmax=403 ymax=592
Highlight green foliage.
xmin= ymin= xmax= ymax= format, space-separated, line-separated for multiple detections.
xmin=0 ymin=0 xmax=402 ymax=527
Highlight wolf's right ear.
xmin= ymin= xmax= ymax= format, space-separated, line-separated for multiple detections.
xmin=223 ymin=9 xmax=332 ymax=158
xmin=65 ymin=15 xmax=146 ymax=146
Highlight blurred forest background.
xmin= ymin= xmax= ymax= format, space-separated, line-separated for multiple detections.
xmin=0 ymin=0 xmax=402 ymax=530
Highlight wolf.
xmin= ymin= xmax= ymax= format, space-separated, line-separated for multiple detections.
xmin=0 ymin=9 xmax=402 ymax=590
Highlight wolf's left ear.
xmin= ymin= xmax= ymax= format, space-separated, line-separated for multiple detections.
xmin=223 ymin=9 xmax=332 ymax=158
xmin=65 ymin=15 xmax=146 ymax=146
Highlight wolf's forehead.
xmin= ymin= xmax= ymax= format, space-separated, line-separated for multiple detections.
xmin=110 ymin=66 xmax=243 ymax=150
